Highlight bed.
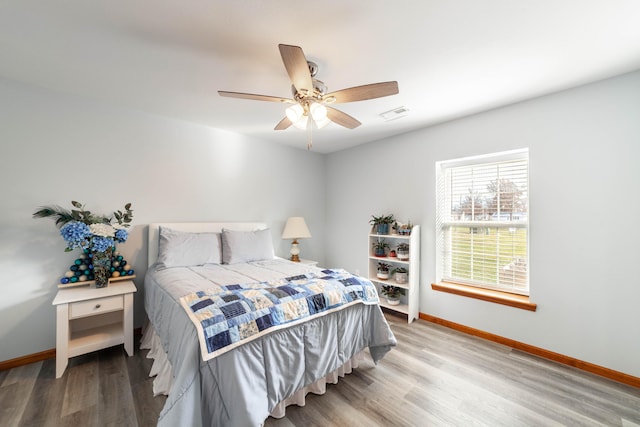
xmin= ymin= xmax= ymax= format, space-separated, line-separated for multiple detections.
xmin=141 ymin=222 xmax=397 ymax=427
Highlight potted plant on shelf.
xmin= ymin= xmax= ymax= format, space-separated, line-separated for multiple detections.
xmin=369 ymin=214 xmax=395 ymax=235
xmin=391 ymin=266 xmax=408 ymax=284
xmin=377 ymin=262 xmax=391 ymax=280
xmin=380 ymin=285 xmax=405 ymax=305
xmin=372 ymin=240 xmax=389 ymax=257
xmin=397 ymin=221 xmax=413 ymax=236
xmin=396 ymin=243 xmax=410 ymax=260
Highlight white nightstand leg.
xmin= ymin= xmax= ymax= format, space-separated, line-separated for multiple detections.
xmin=123 ymin=292 xmax=134 ymax=356
xmin=56 ymin=304 xmax=69 ymax=378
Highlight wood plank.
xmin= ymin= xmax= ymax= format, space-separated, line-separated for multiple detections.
xmin=60 ymin=354 xmax=99 ymax=420
xmin=17 ymin=358 xmax=67 ymax=427
xmin=0 ymin=361 xmax=42 ymax=427
xmin=97 ymin=346 xmax=138 ymax=426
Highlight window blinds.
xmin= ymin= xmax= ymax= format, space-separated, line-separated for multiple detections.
xmin=437 ymin=150 xmax=529 ymax=294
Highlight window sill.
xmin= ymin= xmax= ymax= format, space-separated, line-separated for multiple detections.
xmin=431 ymin=282 xmax=537 ymax=311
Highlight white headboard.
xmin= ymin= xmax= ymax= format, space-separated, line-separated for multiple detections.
xmin=148 ymin=222 xmax=267 ymax=266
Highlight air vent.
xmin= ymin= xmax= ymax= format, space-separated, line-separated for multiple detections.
xmin=380 ymin=106 xmax=409 ymax=122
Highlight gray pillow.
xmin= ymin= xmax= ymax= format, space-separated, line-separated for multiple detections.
xmin=157 ymin=226 xmax=222 ymax=268
xmin=221 ymin=228 xmax=275 ymax=264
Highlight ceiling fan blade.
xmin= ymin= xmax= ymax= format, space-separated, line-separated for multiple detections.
xmin=274 ymin=117 xmax=293 ymax=130
xmin=218 ymin=91 xmax=293 ymax=103
xmin=326 ymin=106 xmax=361 ymax=129
xmin=278 ymin=44 xmax=313 ymax=93
xmin=324 ymin=81 xmax=399 ymax=103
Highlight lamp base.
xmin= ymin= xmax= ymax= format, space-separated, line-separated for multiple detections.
xmin=289 ymin=239 xmax=301 ymax=262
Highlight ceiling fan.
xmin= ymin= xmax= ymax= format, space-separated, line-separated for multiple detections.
xmin=218 ymin=44 xmax=399 ymax=148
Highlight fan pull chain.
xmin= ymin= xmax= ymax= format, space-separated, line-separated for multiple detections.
xmin=307 ymin=116 xmax=313 ymax=150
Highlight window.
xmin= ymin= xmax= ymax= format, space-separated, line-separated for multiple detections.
xmin=436 ymin=149 xmax=529 ymax=295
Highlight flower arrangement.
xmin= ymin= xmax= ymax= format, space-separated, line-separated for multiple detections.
xmin=33 ymin=201 xmax=134 ymax=287
xmin=33 ymin=201 xmax=133 ymax=252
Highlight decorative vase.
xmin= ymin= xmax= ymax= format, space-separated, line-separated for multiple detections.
xmin=92 ymin=247 xmax=112 ymax=288
xmin=397 ymin=250 xmax=409 ymax=261
xmin=376 ymin=224 xmax=389 ymax=235
xmin=386 ymin=297 xmax=400 ymax=306
xmin=395 ymin=272 xmax=408 ymax=284
xmin=377 ymin=271 xmax=389 ymax=280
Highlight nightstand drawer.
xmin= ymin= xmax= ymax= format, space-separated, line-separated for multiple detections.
xmin=69 ymin=295 xmax=123 ymax=319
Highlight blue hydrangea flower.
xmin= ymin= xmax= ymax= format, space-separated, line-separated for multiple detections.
xmin=60 ymin=221 xmax=91 ymax=249
xmin=91 ymin=236 xmax=115 ymax=253
xmin=114 ymin=228 xmax=128 ymax=243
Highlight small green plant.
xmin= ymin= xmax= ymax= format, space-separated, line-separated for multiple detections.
xmin=397 ymin=221 xmax=413 ymax=235
xmin=396 ymin=243 xmax=409 ymax=252
xmin=369 ymin=214 xmax=396 ymax=226
xmin=380 ymin=285 xmax=405 ymax=299
xmin=377 ymin=262 xmax=391 ymax=273
xmin=391 ymin=266 xmax=408 ymax=275
xmin=370 ymin=214 xmax=396 ymax=235
xmin=372 ymin=240 xmax=389 ymax=256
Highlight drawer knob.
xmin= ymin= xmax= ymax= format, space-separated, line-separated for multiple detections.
xmin=95 ymin=304 xmax=101 ymax=309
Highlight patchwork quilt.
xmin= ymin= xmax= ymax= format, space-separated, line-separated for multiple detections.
xmin=179 ymin=269 xmax=380 ymax=361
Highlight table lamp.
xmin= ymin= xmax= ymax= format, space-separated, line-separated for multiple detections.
xmin=281 ymin=217 xmax=312 ymax=262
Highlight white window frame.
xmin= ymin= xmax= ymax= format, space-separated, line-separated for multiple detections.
xmin=436 ymin=149 xmax=529 ymax=295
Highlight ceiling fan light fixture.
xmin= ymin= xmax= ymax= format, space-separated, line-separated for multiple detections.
xmin=292 ymin=115 xmax=308 ymax=130
xmin=314 ymin=115 xmax=330 ymax=129
xmin=310 ymin=102 xmax=327 ymax=121
xmin=285 ymin=103 xmax=304 ymax=123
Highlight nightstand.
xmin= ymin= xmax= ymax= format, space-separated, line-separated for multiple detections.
xmin=52 ymin=280 xmax=137 ymax=378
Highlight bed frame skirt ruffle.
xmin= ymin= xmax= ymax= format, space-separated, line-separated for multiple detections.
xmin=140 ymin=322 xmax=365 ymax=420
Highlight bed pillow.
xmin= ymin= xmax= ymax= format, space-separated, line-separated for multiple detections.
xmin=221 ymin=228 xmax=275 ymax=264
xmin=157 ymin=226 xmax=222 ymax=268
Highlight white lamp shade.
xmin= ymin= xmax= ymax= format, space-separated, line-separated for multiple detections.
xmin=282 ymin=217 xmax=312 ymax=239
xmin=285 ymin=104 xmax=304 ymax=123
xmin=310 ymin=102 xmax=327 ymax=121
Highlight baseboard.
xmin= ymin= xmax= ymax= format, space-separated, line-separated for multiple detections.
xmin=0 ymin=349 xmax=56 ymax=371
xmin=419 ymin=312 xmax=640 ymax=389
xmin=0 ymin=327 xmax=143 ymax=372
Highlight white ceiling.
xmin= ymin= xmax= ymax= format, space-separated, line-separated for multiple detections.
xmin=1 ymin=1 xmax=639 ymax=153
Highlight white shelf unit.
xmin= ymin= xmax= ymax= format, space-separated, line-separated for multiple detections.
xmin=368 ymin=225 xmax=420 ymax=323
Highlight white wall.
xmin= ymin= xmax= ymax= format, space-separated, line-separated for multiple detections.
xmin=0 ymin=77 xmax=325 ymax=362
xmin=325 ymin=70 xmax=640 ymax=378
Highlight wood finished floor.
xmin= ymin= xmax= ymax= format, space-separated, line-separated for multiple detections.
xmin=2 ymin=313 xmax=639 ymax=427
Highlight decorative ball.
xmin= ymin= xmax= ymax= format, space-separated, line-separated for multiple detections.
xmin=112 ymin=271 xmax=120 ymax=278
xmin=112 ymin=261 xmax=120 ymax=268
xmin=75 ymin=270 xmax=82 ymax=276
xmin=79 ymin=253 xmax=87 ymax=260
xmin=79 ymin=264 xmax=87 ymax=270
xmin=70 ymin=265 xmax=78 ymax=272
xmin=70 ymin=276 xmax=78 ymax=283
xmin=74 ymin=259 xmax=82 ymax=265
xmin=60 ymin=277 xmax=69 ymax=284
xmin=127 ymin=269 xmax=134 ymax=275
xmin=79 ymin=275 xmax=87 ymax=282
xmin=64 ymin=271 xmax=74 ymax=278
xmin=124 ymin=264 xmax=132 ymax=271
